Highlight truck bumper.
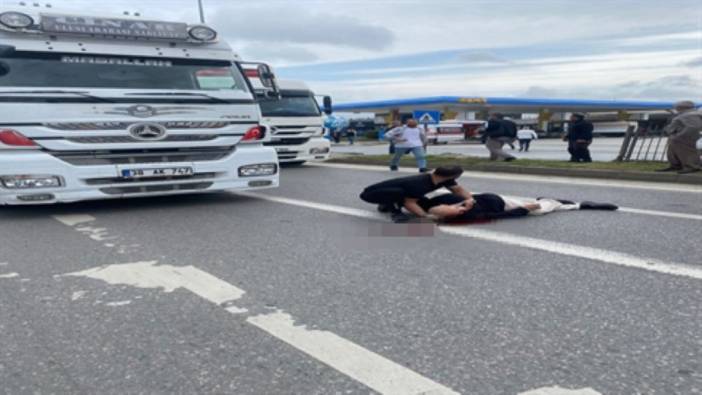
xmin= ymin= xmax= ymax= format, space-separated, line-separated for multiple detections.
xmin=274 ymin=137 xmax=331 ymax=163
xmin=0 ymin=146 xmax=279 ymax=205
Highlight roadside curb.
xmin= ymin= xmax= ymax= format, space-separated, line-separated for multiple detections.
xmin=327 ymin=158 xmax=702 ymax=185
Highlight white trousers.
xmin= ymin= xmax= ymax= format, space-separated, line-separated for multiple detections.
xmin=501 ymin=196 xmax=580 ymax=216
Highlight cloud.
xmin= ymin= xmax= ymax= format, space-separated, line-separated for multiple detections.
xmin=241 ymin=44 xmax=319 ymax=64
xmin=453 ymin=52 xmax=510 ymax=64
xmin=209 ymin=4 xmax=395 ymax=51
xmin=522 ymin=75 xmax=702 ymax=101
xmin=682 ymin=56 xmax=702 ymax=67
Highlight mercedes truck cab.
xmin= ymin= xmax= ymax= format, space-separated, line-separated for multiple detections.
xmin=250 ymin=78 xmax=332 ymax=164
xmin=0 ymin=7 xmax=281 ymax=205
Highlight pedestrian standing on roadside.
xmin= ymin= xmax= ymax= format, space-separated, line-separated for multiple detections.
xmin=517 ymin=126 xmax=538 ymax=152
xmin=385 ymin=118 xmax=428 ymax=172
xmin=656 ymin=100 xmax=702 ymax=174
xmin=483 ymin=113 xmax=516 ymax=161
xmin=386 ymin=120 xmax=402 ymax=154
xmin=346 ymin=128 xmax=356 ymax=145
xmin=564 ymin=113 xmax=593 ymax=162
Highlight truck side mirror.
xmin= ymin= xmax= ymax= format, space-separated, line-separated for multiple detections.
xmin=257 ymin=64 xmax=276 ymax=88
xmin=322 ymin=96 xmax=333 ymax=115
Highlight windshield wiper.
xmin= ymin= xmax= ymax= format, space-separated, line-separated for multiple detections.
xmin=126 ymin=92 xmax=231 ymax=104
xmin=0 ymin=89 xmax=115 ymax=103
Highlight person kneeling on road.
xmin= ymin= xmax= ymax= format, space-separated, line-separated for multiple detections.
xmin=419 ymin=193 xmax=618 ymax=224
xmin=359 ymin=166 xmax=472 ymax=222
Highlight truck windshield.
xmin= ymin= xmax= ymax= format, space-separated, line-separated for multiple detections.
xmin=0 ymin=52 xmax=248 ymax=92
xmin=259 ymin=91 xmax=320 ymax=117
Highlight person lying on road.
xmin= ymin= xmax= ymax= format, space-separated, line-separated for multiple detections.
xmin=418 ymin=193 xmax=618 ymax=224
xmin=359 ymin=166 xmax=471 ymax=222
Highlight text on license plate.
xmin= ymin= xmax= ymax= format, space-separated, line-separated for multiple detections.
xmin=121 ymin=167 xmax=194 ymax=178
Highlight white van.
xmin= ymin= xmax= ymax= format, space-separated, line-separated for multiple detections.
xmin=425 ymin=120 xmax=486 ymax=144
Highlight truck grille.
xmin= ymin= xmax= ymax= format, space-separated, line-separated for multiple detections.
xmin=99 ymin=182 xmax=213 ymax=195
xmin=264 ymin=137 xmax=310 ymax=146
xmin=50 ymin=147 xmax=234 ymax=166
xmin=66 ymin=135 xmax=218 ymax=144
xmin=84 ymin=173 xmax=217 ymax=185
xmin=46 ymin=121 xmax=238 ymax=130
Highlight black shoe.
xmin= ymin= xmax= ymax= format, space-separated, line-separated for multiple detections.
xmin=537 ymin=197 xmax=575 ymax=205
xmin=655 ymin=167 xmax=681 ymax=172
xmin=678 ymin=169 xmax=701 ymax=174
xmin=580 ymin=201 xmax=618 ymax=211
xmin=390 ymin=166 xmax=398 ymax=171
xmin=419 ymin=168 xmax=429 ymax=173
xmin=377 ymin=204 xmax=394 ymax=213
xmin=391 ymin=212 xmax=411 ymax=223
xmin=505 ymin=157 xmax=516 ymax=162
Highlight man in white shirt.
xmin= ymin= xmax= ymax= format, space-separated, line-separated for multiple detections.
xmin=384 ymin=118 xmax=428 ymax=172
xmin=517 ymin=126 xmax=538 ymax=152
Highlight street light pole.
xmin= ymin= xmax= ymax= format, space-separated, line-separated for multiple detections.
xmin=197 ymin=0 xmax=206 ymax=23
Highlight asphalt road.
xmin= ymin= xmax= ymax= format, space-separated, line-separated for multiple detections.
xmin=332 ymin=138 xmax=630 ymax=162
xmin=1 ymin=164 xmax=701 ymax=394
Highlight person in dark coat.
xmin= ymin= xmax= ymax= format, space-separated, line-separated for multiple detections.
xmin=483 ymin=113 xmax=516 ymax=161
xmin=564 ymin=113 xmax=593 ymax=162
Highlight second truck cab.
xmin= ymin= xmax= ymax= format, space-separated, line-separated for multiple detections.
xmin=258 ymin=80 xmax=332 ymax=164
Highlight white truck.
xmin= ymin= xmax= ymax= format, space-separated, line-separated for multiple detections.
xmin=255 ymin=80 xmax=332 ymax=164
xmin=0 ymin=7 xmax=281 ymax=205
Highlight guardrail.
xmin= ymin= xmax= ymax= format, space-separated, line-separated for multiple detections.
xmin=616 ymin=125 xmax=668 ymax=162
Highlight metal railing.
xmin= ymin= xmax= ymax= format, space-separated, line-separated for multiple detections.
xmin=616 ymin=125 xmax=669 ymax=162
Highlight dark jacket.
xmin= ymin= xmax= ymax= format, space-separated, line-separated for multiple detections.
xmin=484 ymin=119 xmax=505 ymax=138
xmin=502 ymin=119 xmax=518 ymax=138
xmin=419 ymin=193 xmax=529 ymax=223
xmin=567 ymin=120 xmax=594 ymax=142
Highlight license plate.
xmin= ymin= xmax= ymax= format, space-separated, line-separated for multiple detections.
xmin=276 ymin=147 xmax=290 ymax=152
xmin=121 ymin=167 xmax=194 ymax=179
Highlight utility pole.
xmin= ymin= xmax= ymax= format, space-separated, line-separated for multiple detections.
xmin=197 ymin=0 xmax=205 ymax=23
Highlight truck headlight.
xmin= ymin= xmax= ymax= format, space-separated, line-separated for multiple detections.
xmin=238 ymin=163 xmax=277 ymax=177
xmin=0 ymin=12 xmax=34 ymax=29
xmin=1 ymin=175 xmax=63 ymax=189
xmin=188 ymin=25 xmax=217 ymax=41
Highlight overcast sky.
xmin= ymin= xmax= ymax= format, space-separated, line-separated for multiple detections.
xmin=4 ymin=0 xmax=701 ymax=103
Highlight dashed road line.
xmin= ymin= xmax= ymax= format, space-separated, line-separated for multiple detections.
xmin=52 ymin=214 xmax=96 ymax=227
xmin=62 ymin=261 xmax=459 ymax=395
xmin=310 ymin=162 xmax=702 ymax=194
xmin=519 ymin=386 xmax=602 ymax=395
xmin=242 ymin=192 xmax=702 ymax=281
xmin=0 ymin=272 xmax=19 ymax=279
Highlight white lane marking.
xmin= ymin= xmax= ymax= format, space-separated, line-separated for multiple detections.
xmin=309 ymin=163 xmax=702 ymax=222
xmin=519 ymin=386 xmax=601 ymax=395
xmin=71 ymin=290 xmax=87 ymax=301
xmin=242 ymin=193 xmax=702 ymax=281
xmin=311 ymin=162 xmax=702 ymax=194
xmin=441 ymin=227 xmax=702 ymax=280
xmin=52 ymin=214 xmax=96 ymax=226
xmin=617 ymin=207 xmax=702 ymax=221
xmin=248 ymin=310 xmax=459 ymax=395
xmin=63 ymin=262 xmax=458 ymax=395
xmin=63 ymin=261 xmax=245 ymax=305
xmin=105 ymin=300 xmax=131 ymax=307
xmin=237 ymin=191 xmax=385 ymax=220
xmin=0 ymin=272 xmax=19 ymax=279
xmin=0 ymin=262 xmax=8 ymax=266
xmin=486 ymin=193 xmax=702 ymax=222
